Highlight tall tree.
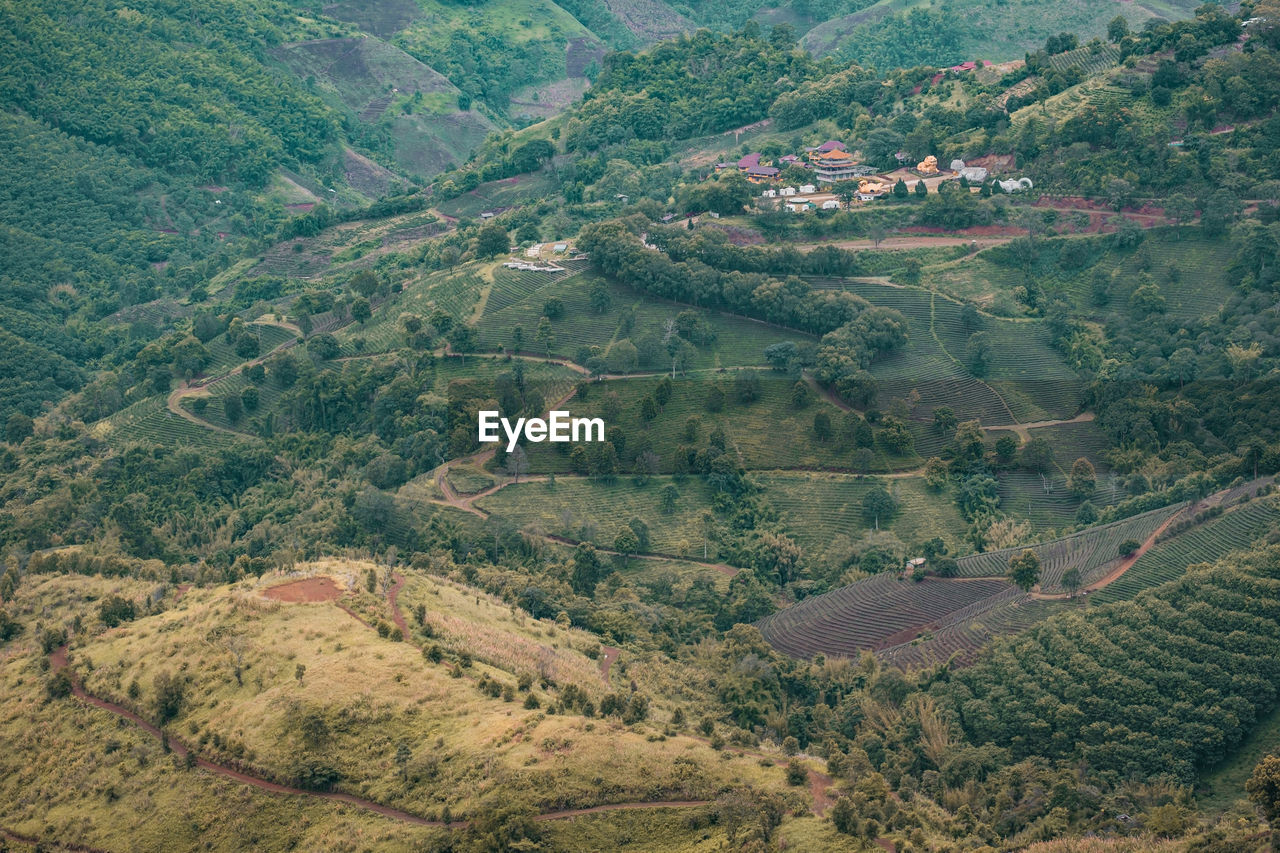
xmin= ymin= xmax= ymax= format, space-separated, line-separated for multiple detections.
xmin=1008 ymin=549 xmax=1041 ymax=591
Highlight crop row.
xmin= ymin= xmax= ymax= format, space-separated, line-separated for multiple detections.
xmin=954 ymin=504 xmax=1180 ymax=591
xmin=878 ymin=595 xmax=1061 ymax=669
xmin=95 ymin=396 xmax=237 ymax=451
xmin=1092 ymin=498 xmax=1280 ymax=604
xmin=756 ymin=574 xmax=1014 ymax=660
xmin=1048 ymin=44 xmax=1121 ymax=75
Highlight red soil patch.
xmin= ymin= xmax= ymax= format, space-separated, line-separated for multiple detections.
xmin=263 ymin=576 xmax=341 ymax=603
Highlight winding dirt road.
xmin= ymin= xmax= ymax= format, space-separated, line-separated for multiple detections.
xmin=49 ymin=646 xmax=462 ymax=829
xmin=45 ymin=590 xmax=725 ymax=840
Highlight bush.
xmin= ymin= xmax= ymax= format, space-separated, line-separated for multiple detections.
xmin=786 ymin=761 xmax=808 ymax=785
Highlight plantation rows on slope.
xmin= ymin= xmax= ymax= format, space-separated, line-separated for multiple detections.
xmin=1093 ymin=498 xmax=1280 ymax=604
xmin=878 ymin=594 xmax=1066 ymax=670
xmin=953 ymin=504 xmax=1180 ymax=592
xmin=757 ymin=574 xmax=1017 ymax=661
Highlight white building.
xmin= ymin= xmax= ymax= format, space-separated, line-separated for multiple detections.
xmin=959 ymin=166 xmax=988 ymax=184
xmin=821 ymin=199 xmax=841 ymax=210
xmin=799 ymin=184 xmax=817 ymax=195
xmin=779 ymin=186 xmax=797 ymax=197
xmin=996 ymin=178 xmax=1034 ymax=193
xmin=761 ymin=188 xmax=777 ymax=198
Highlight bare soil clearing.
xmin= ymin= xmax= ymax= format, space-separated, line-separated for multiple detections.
xmin=262 ymin=576 xmax=341 ymax=603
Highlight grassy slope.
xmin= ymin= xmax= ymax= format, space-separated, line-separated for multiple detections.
xmin=521 ymin=372 xmax=915 ymax=474
xmin=804 ymin=0 xmax=1202 ymax=63
xmin=925 ymin=229 xmax=1237 ymax=323
xmin=478 ymin=471 xmax=963 ymax=570
xmin=30 ymin=566 xmax=790 ymax=821
xmin=0 ymin=575 xmax=454 ymax=851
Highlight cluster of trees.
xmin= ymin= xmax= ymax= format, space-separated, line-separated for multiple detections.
xmin=943 ymin=557 xmax=1280 ymax=783
xmin=564 ymin=27 xmax=829 ymax=152
xmin=1 ymin=0 xmax=336 ymax=182
xmin=578 ymin=221 xmax=899 ymax=338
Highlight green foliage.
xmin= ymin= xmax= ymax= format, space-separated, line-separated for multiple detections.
xmin=565 ymin=28 xmax=828 ymax=152
xmin=1007 ymin=549 xmax=1041 ymax=591
xmin=945 ymin=559 xmax=1280 ymax=783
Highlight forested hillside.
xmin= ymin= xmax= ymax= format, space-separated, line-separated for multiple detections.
xmin=4 ymin=1 xmax=1280 ymax=851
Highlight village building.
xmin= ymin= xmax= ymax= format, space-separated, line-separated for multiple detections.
xmin=745 ymin=165 xmax=780 ymax=184
xmin=805 ymin=140 xmax=847 ymax=154
xmin=821 ymin=199 xmax=841 ymax=210
xmin=799 ymin=183 xmax=817 ymax=195
xmin=761 ymin=188 xmax=777 ymax=198
xmin=779 ymin=186 xmax=797 ymax=197
xmin=810 ymin=149 xmax=863 ymax=183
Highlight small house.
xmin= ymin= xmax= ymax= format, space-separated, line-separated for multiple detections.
xmin=761 ymin=188 xmax=777 ymax=198
xmin=745 ymin=165 xmax=780 ymax=184
xmin=480 ymin=211 xmax=496 ymax=219
xmin=779 ymin=186 xmax=797 ymax=197
xmin=552 ymin=242 xmax=568 ymax=253
xmin=799 ymin=184 xmax=817 ymax=195
xmin=821 ymin=199 xmax=840 ymax=210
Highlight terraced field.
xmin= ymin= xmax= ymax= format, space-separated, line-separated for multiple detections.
xmin=91 ymin=396 xmax=239 ymax=450
xmin=757 ymin=574 xmax=1018 ymax=660
xmin=475 ymin=272 xmax=806 ymax=370
xmin=1092 ymin=498 xmax=1280 ymax=604
xmin=1047 ymin=43 xmax=1121 ymax=75
xmin=808 ymin=278 xmax=1083 ymax=423
xmin=878 ymin=594 xmax=1066 ymax=669
xmin=476 ymin=476 xmax=721 ymax=559
xmin=954 ymin=504 xmax=1181 ymax=591
xmin=522 ymin=373 xmax=912 ymax=476
xmin=927 ymin=231 xmax=1237 ymax=323
xmin=758 ymin=502 xmax=1182 ymax=664
xmin=181 ymin=355 xmax=579 ymax=436
xmin=199 ymin=323 xmax=297 ymax=376
xmin=484 ymin=264 xmax=578 ymax=314
xmin=332 ymin=265 xmax=492 ymax=356
xmin=755 ymin=473 xmax=969 ymax=563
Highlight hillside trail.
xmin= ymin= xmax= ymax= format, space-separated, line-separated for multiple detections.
xmin=163 ymin=318 xmax=303 ymax=432
xmin=48 ymin=646 xmax=464 ymax=829
xmin=802 ymin=373 xmax=1093 ymax=444
xmin=1029 ymin=501 xmax=1185 ymax=601
xmin=1029 ymin=477 xmax=1273 ymax=601
xmin=795 ymin=235 xmax=1015 ymax=252
xmin=45 ymin=591 xmax=726 ymax=834
xmin=597 ymin=645 xmax=620 ymax=683
xmin=688 ymin=734 xmax=835 ymax=816
xmin=0 ymin=825 xmax=111 ymax=853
